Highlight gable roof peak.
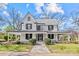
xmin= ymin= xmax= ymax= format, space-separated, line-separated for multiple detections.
xmin=27 ymin=12 xmax=32 ymax=16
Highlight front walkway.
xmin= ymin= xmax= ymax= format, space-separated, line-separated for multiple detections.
xmin=29 ymin=41 xmax=51 ymax=56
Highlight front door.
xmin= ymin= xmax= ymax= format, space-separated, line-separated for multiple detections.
xmin=37 ymin=34 xmax=43 ymax=41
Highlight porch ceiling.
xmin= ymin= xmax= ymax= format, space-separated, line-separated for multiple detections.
xmin=47 ymin=32 xmax=71 ymax=34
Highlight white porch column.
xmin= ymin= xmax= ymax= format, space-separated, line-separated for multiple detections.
xmin=58 ymin=35 xmax=62 ymax=41
xmin=15 ymin=35 xmax=17 ymax=41
xmin=20 ymin=33 xmax=27 ymax=43
xmin=43 ymin=33 xmax=47 ymax=41
xmin=32 ymin=33 xmax=36 ymax=39
xmin=67 ymin=34 xmax=70 ymax=42
xmin=8 ymin=33 xmax=9 ymax=41
xmin=54 ymin=34 xmax=58 ymax=42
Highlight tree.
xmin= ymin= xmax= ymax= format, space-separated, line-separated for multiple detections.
xmin=41 ymin=7 xmax=68 ymax=31
xmin=4 ymin=25 xmax=14 ymax=31
xmin=2 ymin=8 xmax=23 ymax=31
xmin=71 ymin=10 xmax=79 ymax=30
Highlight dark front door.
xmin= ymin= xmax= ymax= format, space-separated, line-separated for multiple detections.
xmin=37 ymin=34 xmax=43 ymax=41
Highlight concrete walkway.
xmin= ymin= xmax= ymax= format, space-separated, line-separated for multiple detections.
xmin=29 ymin=42 xmax=51 ymax=56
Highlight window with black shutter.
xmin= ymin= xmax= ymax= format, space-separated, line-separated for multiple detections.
xmin=48 ymin=25 xmax=53 ymax=30
xmin=48 ymin=34 xmax=54 ymax=39
xmin=26 ymin=24 xmax=32 ymax=29
xmin=26 ymin=24 xmax=28 ymax=29
xmin=25 ymin=34 xmax=32 ymax=40
xmin=37 ymin=25 xmax=41 ymax=31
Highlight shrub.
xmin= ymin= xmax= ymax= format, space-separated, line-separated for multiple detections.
xmin=71 ymin=41 xmax=79 ymax=44
xmin=16 ymin=41 xmax=21 ymax=44
xmin=4 ymin=35 xmax=8 ymax=41
xmin=44 ymin=38 xmax=51 ymax=45
xmin=29 ymin=39 xmax=36 ymax=45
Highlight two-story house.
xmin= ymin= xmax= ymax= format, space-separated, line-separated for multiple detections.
xmin=7 ymin=13 xmax=71 ymax=43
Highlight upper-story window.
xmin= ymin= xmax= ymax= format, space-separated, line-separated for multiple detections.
xmin=37 ymin=25 xmax=41 ymax=31
xmin=27 ymin=16 xmax=31 ymax=21
xmin=48 ymin=25 xmax=54 ymax=30
xmin=26 ymin=24 xmax=32 ymax=29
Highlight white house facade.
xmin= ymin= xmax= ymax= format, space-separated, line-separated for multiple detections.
xmin=7 ymin=13 xmax=71 ymax=43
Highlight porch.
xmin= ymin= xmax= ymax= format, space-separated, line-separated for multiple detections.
xmin=7 ymin=31 xmax=72 ymax=43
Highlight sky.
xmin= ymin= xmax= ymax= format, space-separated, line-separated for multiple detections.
xmin=0 ymin=3 xmax=79 ymax=31
xmin=5 ymin=3 xmax=79 ymax=17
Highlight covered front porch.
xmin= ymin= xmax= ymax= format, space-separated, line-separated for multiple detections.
xmin=47 ymin=32 xmax=71 ymax=42
xmin=7 ymin=31 xmax=47 ymax=43
xmin=7 ymin=31 xmax=72 ymax=43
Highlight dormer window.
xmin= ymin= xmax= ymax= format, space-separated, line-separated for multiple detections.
xmin=27 ymin=16 xmax=31 ymax=21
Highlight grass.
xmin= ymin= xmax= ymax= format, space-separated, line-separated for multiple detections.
xmin=0 ymin=44 xmax=33 ymax=52
xmin=0 ymin=33 xmax=33 ymax=52
xmin=47 ymin=44 xmax=79 ymax=54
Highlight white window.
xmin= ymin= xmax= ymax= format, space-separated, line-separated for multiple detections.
xmin=48 ymin=25 xmax=54 ymax=30
xmin=26 ymin=24 xmax=32 ymax=29
xmin=48 ymin=34 xmax=54 ymax=39
xmin=25 ymin=34 xmax=32 ymax=40
xmin=27 ymin=16 xmax=31 ymax=21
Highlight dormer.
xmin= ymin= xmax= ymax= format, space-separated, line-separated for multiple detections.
xmin=21 ymin=13 xmax=37 ymax=30
xmin=22 ymin=13 xmax=36 ymax=24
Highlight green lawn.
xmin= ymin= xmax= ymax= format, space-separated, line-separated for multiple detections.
xmin=0 ymin=44 xmax=33 ymax=52
xmin=47 ymin=44 xmax=79 ymax=54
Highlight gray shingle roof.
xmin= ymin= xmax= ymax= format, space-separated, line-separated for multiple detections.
xmin=35 ymin=19 xmax=59 ymax=25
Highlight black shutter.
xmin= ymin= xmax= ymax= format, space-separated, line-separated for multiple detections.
xmin=30 ymin=24 xmax=32 ymax=29
xmin=26 ymin=34 xmax=28 ymax=39
xmin=52 ymin=25 xmax=53 ymax=30
xmin=26 ymin=24 xmax=28 ymax=29
xmin=30 ymin=34 xmax=32 ymax=38
xmin=52 ymin=34 xmax=54 ymax=39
